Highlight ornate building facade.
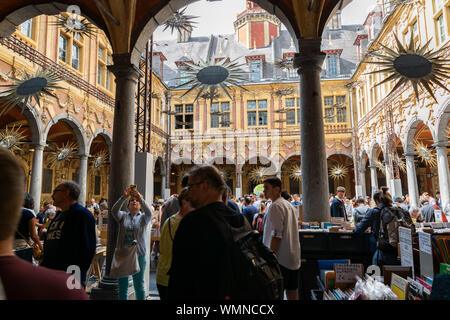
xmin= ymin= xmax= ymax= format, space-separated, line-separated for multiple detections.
xmin=350 ymin=0 xmax=450 ymax=211
xmin=1 ymin=1 xmax=448 ymax=212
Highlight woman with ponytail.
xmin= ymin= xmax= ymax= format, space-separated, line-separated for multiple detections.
xmin=353 ymin=186 xmax=400 ymax=266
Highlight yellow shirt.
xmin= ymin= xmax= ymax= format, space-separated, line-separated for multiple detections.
xmin=156 ymin=213 xmax=183 ymax=286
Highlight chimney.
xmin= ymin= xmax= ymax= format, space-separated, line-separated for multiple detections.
xmin=177 ymin=28 xmax=192 ymax=43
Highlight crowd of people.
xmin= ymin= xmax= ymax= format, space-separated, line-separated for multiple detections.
xmin=1 ymin=141 xmax=448 ymax=300
xmin=328 ymin=186 xmax=447 ymax=224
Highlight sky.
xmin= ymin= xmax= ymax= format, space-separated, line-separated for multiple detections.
xmin=153 ymin=0 xmax=377 ymax=40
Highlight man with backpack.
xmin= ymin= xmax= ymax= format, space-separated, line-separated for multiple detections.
xmin=168 ymin=165 xmax=283 ymax=300
xmin=263 ymin=177 xmax=301 ymax=300
xmin=354 ymin=187 xmax=411 ymax=266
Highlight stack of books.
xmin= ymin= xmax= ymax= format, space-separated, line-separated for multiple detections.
xmin=323 ymin=288 xmax=354 ymax=300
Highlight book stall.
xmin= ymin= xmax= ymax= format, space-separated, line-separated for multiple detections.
xmin=298 ymin=218 xmax=450 ymax=300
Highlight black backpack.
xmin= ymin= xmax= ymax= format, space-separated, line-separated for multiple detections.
xmin=377 ymin=205 xmax=413 ymax=253
xmin=226 ymin=221 xmax=284 ymax=300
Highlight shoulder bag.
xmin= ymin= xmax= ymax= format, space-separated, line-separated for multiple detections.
xmin=110 ymin=218 xmax=140 ymax=279
xmin=16 ymin=230 xmax=42 ymax=261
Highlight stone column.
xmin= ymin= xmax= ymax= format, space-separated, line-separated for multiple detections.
xmin=161 ymin=173 xmax=166 ymax=199
xmin=359 ymin=167 xmax=367 ymax=197
xmin=276 ymin=171 xmax=281 ymax=179
xmin=384 ymin=161 xmax=393 ymax=191
xmin=29 ymin=144 xmax=45 ymax=213
xmin=235 ymin=167 xmax=242 ymax=199
xmin=294 ymin=39 xmax=329 ymax=222
xmin=105 ymin=54 xmax=141 ymax=276
xmin=435 ymin=143 xmax=450 ymax=211
xmin=404 ymin=153 xmax=419 ymax=209
xmin=78 ymin=154 xmax=88 ymax=206
xmin=369 ymin=164 xmax=378 ymax=196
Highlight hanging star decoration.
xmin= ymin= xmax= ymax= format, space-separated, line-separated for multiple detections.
xmin=289 ymin=164 xmax=302 ymax=181
xmin=163 ymin=8 xmax=198 ymax=34
xmin=365 ymin=33 xmax=450 ymax=103
xmin=0 ymin=125 xmax=26 ymax=152
xmin=90 ymin=150 xmax=109 ymax=169
xmin=48 ymin=141 xmax=77 ymax=169
xmin=393 ymin=153 xmax=407 ymax=173
xmin=0 ymin=67 xmax=64 ymax=116
xmin=274 ymin=58 xmax=294 ymax=71
xmin=329 ymin=164 xmax=348 ymax=181
xmin=216 ymin=165 xmax=232 ymax=180
xmin=414 ymin=141 xmax=437 ymax=167
xmin=175 ymin=56 xmax=248 ymax=104
xmin=50 ymin=14 xmax=96 ymax=38
xmin=375 ymin=160 xmax=386 ymax=174
xmin=249 ymin=166 xmax=269 ymax=184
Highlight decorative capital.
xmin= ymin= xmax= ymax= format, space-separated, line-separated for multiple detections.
xmin=293 ymin=39 xmax=326 ymax=72
xmin=108 ymin=53 xmax=143 ymax=80
xmin=432 ymin=141 xmax=448 ymax=149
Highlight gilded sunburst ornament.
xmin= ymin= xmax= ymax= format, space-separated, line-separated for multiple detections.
xmin=375 ymin=160 xmax=386 ymax=174
xmin=176 ymin=57 xmax=248 ymax=104
xmin=329 ymin=164 xmax=348 ymax=181
xmin=289 ymin=165 xmax=302 ymax=181
xmin=50 ymin=14 xmax=96 ymax=38
xmin=163 ymin=8 xmax=198 ymax=34
xmin=365 ymin=34 xmax=450 ymax=102
xmin=0 ymin=125 xmax=26 ymax=152
xmin=48 ymin=141 xmax=77 ymax=169
xmin=0 ymin=67 xmax=64 ymax=116
xmin=249 ymin=166 xmax=269 ymax=184
xmin=393 ymin=153 xmax=407 ymax=173
xmin=90 ymin=150 xmax=108 ymax=169
xmin=414 ymin=141 xmax=437 ymax=167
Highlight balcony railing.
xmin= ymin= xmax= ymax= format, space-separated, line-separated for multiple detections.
xmin=0 ymin=35 xmax=115 ymax=108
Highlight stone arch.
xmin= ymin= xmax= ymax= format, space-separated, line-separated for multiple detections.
xmin=16 ymin=102 xmax=44 ymax=145
xmin=171 ymin=156 xmax=201 ymax=165
xmin=404 ymin=116 xmax=434 ymax=153
xmin=87 ymin=128 xmax=112 ymax=156
xmin=326 ymin=150 xmax=353 ymax=160
xmin=435 ymin=96 xmax=450 ymax=144
xmin=369 ymin=140 xmax=383 ymax=165
xmin=130 ymin=0 xmax=301 ymax=66
xmin=359 ymin=149 xmax=369 ymax=171
xmin=153 ymin=155 xmax=166 ymax=175
xmin=239 ymin=155 xmax=279 ymax=173
xmin=0 ymin=2 xmax=108 ymax=38
xmin=43 ymin=113 xmax=88 ymax=156
xmin=206 ymin=155 xmax=236 ymax=166
xmin=279 ymin=151 xmax=301 ymax=168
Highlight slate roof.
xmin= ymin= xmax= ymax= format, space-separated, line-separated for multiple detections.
xmin=152 ymin=23 xmax=364 ymax=88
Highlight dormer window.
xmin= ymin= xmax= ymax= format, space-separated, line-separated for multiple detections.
xmin=246 ymin=55 xmax=265 ymax=82
xmin=250 ymin=60 xmax=262 ymax=81
xmin=327 ymin=54 xmax=338 ymax=77
xmin=175 ymin=60 xmax=194 ymax=85
xmin=323 ymin=49 xmax=342 ymax=77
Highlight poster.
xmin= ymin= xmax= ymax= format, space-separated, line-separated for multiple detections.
xmin=399 ymin=227 xmax=414 ymax=278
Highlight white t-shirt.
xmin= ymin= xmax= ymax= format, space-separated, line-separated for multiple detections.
xmin=263 ymin=197 xmax=301 ymax=270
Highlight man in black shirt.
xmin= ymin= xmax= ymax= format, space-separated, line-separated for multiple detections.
xmin=41 ymin=181 xmax=96 ymax=287
xmin=168 ymin=165 xmax=249 ymax=300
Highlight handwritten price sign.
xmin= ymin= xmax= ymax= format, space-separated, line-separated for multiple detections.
xmin=334 ymin=263 xmax=364 ymax=284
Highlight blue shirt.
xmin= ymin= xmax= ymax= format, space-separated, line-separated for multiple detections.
xmin=291 ymin=201 xmax=302 ymax=206
xmin=242 ymin=205 xmax=258 ymax=225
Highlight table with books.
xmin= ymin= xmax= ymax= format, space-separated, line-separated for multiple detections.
xmin=300 ymin=221 xmax=450 ymax=300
